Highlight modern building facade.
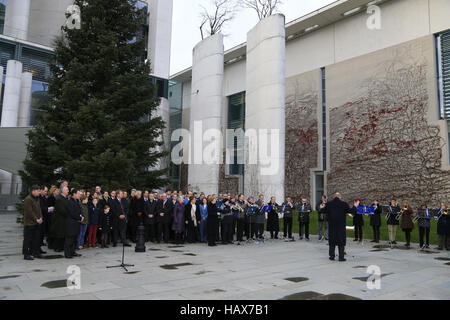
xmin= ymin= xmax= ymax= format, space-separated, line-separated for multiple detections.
xmin=0 ymin=0 xmax=173 ymax=209
xmin=170 ymin=0 xmax=450 ymax=208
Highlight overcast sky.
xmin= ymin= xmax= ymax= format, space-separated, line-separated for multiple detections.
xmin=170 ymin=0 xmax=336 ymax=75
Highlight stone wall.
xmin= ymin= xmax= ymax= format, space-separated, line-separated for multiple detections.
xmin=285 ymin=70 xmax=321 ymax=202
xmin=326 ymin=35 xmax=450 ymax=208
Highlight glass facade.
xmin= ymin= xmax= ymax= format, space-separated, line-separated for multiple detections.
xmin=227 ymin=92 xmax=245 ymax=176
xmin=168 ymin=81 xmax=183 ymax=189
xmin=0 ymin=0 xmax=5 ymax=35
xmin=29 ymin=80 xmax=49 ymax=126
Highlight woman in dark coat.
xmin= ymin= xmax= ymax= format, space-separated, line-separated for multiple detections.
xmin=370 ymin=200 xmax=382 ymax=243
xmin=400 ymin=201 xmax=414 ymax=247
xmin=207 ymin=197 xmax=222 ymax=247
xmin=130 ymin=192 xmax=145 ymax=242
xmin=350 ymin=199 xmax=363 ymax=242
xmin=437 ymin=203 xmax=449 ymax=250
xmin=172 ymin=197 xmax=185 ymax=244
xmin=46 ymin=187 xmax=58 ymax=249
xmin=267 ymin=197 xmax=280 ymax=239
xmin=184 ymin=197 xmax=201 ymax=243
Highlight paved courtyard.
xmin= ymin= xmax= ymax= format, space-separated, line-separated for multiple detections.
xmin=0 ymin=212 xmax=449 ymax=300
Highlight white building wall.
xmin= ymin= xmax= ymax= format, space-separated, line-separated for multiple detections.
xmin=3 ymin=0 xmax=30 ymax=40
xmin=188 ymin=33 xmax=224 ymax=195
xmin=245 ymin=14 xmax=286 ymax=202
xmin=27 ymin=0 xmax=73 ymax=47
xmin=148 ymin=0 xmax=173 ymax=80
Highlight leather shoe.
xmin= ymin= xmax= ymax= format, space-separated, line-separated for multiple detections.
xmin=124 ymin=243 xmax=132 ymax=247
xmin=40 ymin=249 xmax=47 ymax=254
xmin=34 ymin=254 xmax=44 ymax=259
xmin=329 ymin=257 xmax=335 ymax=261
xmin=72 ymin=253 xmax=82 ymax=257
xmin=24 ymin=255 xmax=34 ymax=261
xmin=65 ymin=255 xmax=73 ymax=259
xmin=339 ymin=258 xmax=347 ymax=262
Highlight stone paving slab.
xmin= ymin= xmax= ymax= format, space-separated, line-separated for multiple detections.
xmin=0 ymin=213 xmax=449 ymax=300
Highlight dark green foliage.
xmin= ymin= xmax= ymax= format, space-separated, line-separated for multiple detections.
xmin=20 ymin=0 xmax=168 ymax=192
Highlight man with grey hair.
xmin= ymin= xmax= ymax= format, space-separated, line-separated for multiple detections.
xmin=324 ymin=193 xmax=350 ymax=262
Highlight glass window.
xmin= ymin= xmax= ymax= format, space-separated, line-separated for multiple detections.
xmin=29 ymin=80 xmax=49 ymax=126
xmin=0 ymin=0 xmax=5 ymax=35
xmin=227 ymin=92 xmax=246 ymax=176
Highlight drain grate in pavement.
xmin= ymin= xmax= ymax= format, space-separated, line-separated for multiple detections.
xmin=155 ymin=256 xmax=168 ymax=259
xmin=435 ymin=257 xmax=450 ymax=261
xmin=352 ymin=266 xmax=368 ymax=269
xmin=419 ymin=250 xmax=440 ymax=254
xmin=184 ymin=253 xmax=197 ymax=256
xmin=160 ymin=263 xmax=194 ymax=270
xmin=168 ymin=246 xmax=184 ymax=248
xmin=124 ymin=271 xmax=140 ymax=275
xmin=284 ymin=277 xmax=309 ymax=283
xmin=315 ymin=293 xmax=361 ymax=300
xmin=41 ymin=255 xmax=64 ymax=260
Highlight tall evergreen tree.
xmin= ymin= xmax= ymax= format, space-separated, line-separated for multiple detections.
xmin=20 ymin=0 xmax=168 ymax=191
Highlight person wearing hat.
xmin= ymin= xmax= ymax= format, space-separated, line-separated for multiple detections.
xmin=350 ymin=198 xmax=364 ymax=243
xmin=23 ymin=185 xmax=44 ymax=260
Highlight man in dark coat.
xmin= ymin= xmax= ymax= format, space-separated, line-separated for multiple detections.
xmin=155 ymin=193 xmax=174 ymax=243
xmin=50 ymin=186 xmax=70 ymax=252
xmin=110 ymin=190 xmax=131 ymax=247
xmin=297 ymin=198 xmax=312 ymax=240
xmin=324 ymin=193 xmax=350 ymax=262
xmin=145 ymin=193 xmax=158 ymax=242
xmin=23 ymin=186 xmax=44 ymax=260
xmin=65 ymin=189 xmax=84 ymax=259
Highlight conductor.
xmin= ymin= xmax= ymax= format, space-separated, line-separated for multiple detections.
xmin=324 ymin=193 xmax=350 ymax=262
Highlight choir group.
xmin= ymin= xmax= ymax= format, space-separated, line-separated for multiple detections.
xmin=21 ymin=182 xmax=450 ymax=260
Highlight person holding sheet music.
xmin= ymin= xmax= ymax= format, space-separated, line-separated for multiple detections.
xmin=417 ymin=204 xmax=431 ymax=249
xmin=220 ymin=199 xmax=234 ymax=244
xmin=387 ymin=199 xmax=401 ymax=245
xmin=235 ymin=194 xmax=247 ymax=242
xmin=316 ymin=195 xmax=328 ymax=241
xmin=297 ymin=198 xmax=311 ymax=241
xmin=207 ymin=196 xmax=222 ymax=247
xmin=246 ymin=197 xmax=257 ymax=240
xmin=267 ymin=197 xmax=280 ymax=239
xmin=255 ymin=195 xmax=266 ymax=241
xmin=437 ymin=202 xmax=449 ymax=251
xmin=370 ymin=200 xmax=382 ymax=243
xmin=399 ymin=201 xmax=414 ymax=247
xmin=350 ymin=198 xmax=363 ymax=243
xmin=283 ymin=197 xmax=295 ymax=240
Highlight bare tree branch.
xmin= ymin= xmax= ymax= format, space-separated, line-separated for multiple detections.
xmin=199 ymin=0 xmax=238 ymax=39
xmin=241 ymin=0 xmax=283 ymax=21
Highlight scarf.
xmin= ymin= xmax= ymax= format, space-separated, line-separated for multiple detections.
xmin=191 ymin=204 xmax=197 ymax=227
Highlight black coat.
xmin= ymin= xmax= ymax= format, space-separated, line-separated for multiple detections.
xmin=387 ymin=204 xmax=401 ymax=225
xmin=110 ymin=198 xmax=128 ymax=225
xmin=267 ymin=202 xmax=280 ymax=232
xmin=370 ymin=204 xmax=382 ymax=227
xmin=98 ymin=212 xmax=113 ymax=232
xmin=351 ymin=206 xmax=364 ymax=227
xmin=437 ymin=211 xmax=450 ymax=235
xmin=184 ymin=203 xmax=201 ymax=225
xmin=316 ymin=201 xmax=327 ymax=222
xmin=325 ymin=197 xmax=350 ymax=246
xmin=66 ymin=198 xmax=83 ymax=237
xmin=297 ymin=203 xmax=312 ymax=223
xmin=207 ymin=203 xmax=221 ymax=242
xmin=131 ymin=197 xmax=146 ymax=226
xmin=155 ymin=199 xmax=174 ymax=224
xmin=144 ymin=199 xmax=158 ymax=225
xmin=51 ymin=195 xmax=69 ymax=238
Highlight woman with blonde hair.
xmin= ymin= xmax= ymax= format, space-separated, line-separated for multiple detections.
xmin=437 ymin=202 xmax=449 ymax=250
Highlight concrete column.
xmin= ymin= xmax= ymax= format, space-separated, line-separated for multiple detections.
xmin=1 ymin=60 xmax=23 ymax=128
xmin=4 ymin=0 xmax=31 ymax=40
xmin=188 ymin=33 xmax=224 ymax=195
xmin=10 ymin=174 xmax=22 ymax=195
xmin=17 ymin=72 xmax=33 ymax=127
xmin=0 ymin=169 xmax=12 ymax=195
xmin=244 ymin=14 xmax=286 ymax=201
xmin=148 ymin=0 xmax=173 ymax=80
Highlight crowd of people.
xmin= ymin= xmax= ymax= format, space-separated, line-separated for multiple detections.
xmin=21 ymin=181 xmax=450 ymax=261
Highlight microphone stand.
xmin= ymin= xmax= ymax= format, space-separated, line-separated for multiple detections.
xmin=107 ymin=219 xmax=134 ymax=272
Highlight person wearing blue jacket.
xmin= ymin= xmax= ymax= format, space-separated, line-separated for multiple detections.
xmin=199 ymin=198 xmax=208 ymax=243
